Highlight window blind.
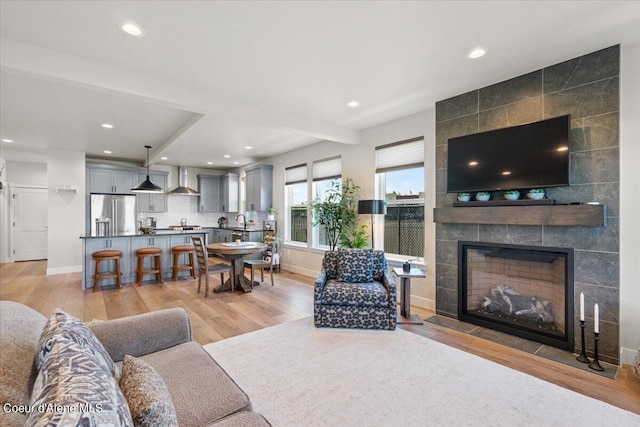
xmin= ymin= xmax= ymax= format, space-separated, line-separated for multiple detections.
xmin=375 ymin=137 xmax=425 ymax=173
xmin=312 ymin=156 xmax=341 ymax=182
xmin=285 ymin=163 xmax=307 ymax=185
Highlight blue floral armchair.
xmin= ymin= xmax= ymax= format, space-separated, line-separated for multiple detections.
xmin=314 ymin=249 xmax=397 ymax=330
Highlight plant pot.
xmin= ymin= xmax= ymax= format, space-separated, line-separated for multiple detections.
xmin=457 ymin=194 xmax=471 ymax=202
xmin=527 ymin=192 xmax=545 ymax=200
xmin=504 ymin=191 xmax=520 ymax=201
xmin=475 ymin=193 xmax=490 ymax=202
xmin=267 ymin=214 xmax=275 ymax=220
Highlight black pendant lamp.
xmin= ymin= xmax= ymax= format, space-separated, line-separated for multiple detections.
xmin=131 ymin=145 xmax=163 ymax=193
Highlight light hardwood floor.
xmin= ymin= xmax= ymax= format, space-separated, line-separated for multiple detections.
xmin=1 ymin=260 xmax=638 ymax=415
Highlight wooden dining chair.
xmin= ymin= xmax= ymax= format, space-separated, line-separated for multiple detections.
xmin=191 ymin=236 xmax=233 ymax=297
xmin=243 ymin=244 xmax=275 ymax=289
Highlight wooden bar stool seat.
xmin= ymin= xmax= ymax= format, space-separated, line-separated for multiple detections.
xmin=136 ymin=247 xmax=163 ymax=286
xmin=172 ymin=245 xmax=197 ymax=281
xmin=92 ymin=250 xmax=123 ymax=292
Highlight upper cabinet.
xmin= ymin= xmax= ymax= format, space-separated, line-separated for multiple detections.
xmin=87 ymin=165 xmax=138 ymax=194
xmin=197 ymin=174 xmax=220 ymax=212
xmin=245 ymin=164 xmax=273 ymax=212
xmin=136 ymin=171 xmax=168 ymax=213
xmin=219 ymin=172 xmax=239 ymax=213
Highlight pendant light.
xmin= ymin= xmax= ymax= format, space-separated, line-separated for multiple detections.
xmin=131 ymin=145 xmax=163 ymax=193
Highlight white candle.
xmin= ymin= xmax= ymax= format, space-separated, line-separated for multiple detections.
xmin=594 ymin=303 xmax=599 ymax=334
xmin=579 ymin=292 xmax=585 ymax=321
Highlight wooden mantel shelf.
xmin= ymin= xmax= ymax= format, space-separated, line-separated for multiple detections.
xmin=433 ymin=204 xmax=606 ymax=227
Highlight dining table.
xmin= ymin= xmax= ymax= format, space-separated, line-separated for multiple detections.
xmin=206 ymin=242 xmax=268 ymax=293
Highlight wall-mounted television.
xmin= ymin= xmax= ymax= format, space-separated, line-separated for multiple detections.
xmin=447 ymin=115 xmax=570 ymax=193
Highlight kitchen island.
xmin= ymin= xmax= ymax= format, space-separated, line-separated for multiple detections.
xmin=80 ymin=230 xmax=207 ymax=290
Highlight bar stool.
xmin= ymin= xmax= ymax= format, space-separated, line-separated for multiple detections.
xmin=172 ymin=245 xmax=197 ymax=281
xmin=135 ymin=247 xmax=163 ymax=286
xmin=92 ymin=250 xmax=123 ymax=292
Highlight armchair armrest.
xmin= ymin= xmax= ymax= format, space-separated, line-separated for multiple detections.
xmin=382 ymin=270 xmax=397 ymax=305
xmin=89 ymin=308 xmax=192 ymax=362
xmin=314 ymin=269 xmax=329 ymax=302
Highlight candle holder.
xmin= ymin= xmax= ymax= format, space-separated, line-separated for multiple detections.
xmin=588 ymin=332 xmax=605 ymax=371
xmin=576 ymin=320 xmax=590 ymax=363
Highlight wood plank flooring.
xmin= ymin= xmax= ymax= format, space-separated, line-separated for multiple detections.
xmin=1 ymin=260 xmax=638 ymax=415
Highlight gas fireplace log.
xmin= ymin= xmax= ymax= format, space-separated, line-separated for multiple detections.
xmin=482 ymin=285 xmax=554 ymax=323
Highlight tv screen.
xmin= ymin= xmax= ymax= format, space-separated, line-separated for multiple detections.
xmin=446 ymin=115 xmax=570 ymax=193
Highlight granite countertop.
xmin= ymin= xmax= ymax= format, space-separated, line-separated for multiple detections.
xmin=79 ymin=229 xmax=207 ymax=239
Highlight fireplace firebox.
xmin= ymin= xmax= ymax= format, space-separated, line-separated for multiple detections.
xmin=458 ymin=241 xmax=574 ymax=351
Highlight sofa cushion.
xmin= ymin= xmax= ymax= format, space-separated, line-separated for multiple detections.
xmin=337 ymin=248 xmax=374 ymax=283
xmin=120 ymin=355 xmax=178 ymax=427
xmin=134 ymin=341 xmax=251 ymax=426
xmin=322 ymin=251 xmax=339 ymax=279
xmin=26 ymin=328 xmax=133 ymax=427
xmin=36 ymin=309 xmax=120 ymax=380
xmin=321 ymin=279 xmax=389 ymax=307
xmin=0 ymin=301 xmax=47 ymax=426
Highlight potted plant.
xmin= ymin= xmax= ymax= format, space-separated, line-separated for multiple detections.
xmin=527 ymin=188 xmax=545 ymax=200
xmin=503 ymin=190 xmax=520 ymax=201
xmin=267 ymin=206 xmax=276 ymax=220
xmin=457 ymin=192 xmax=471 ymax=202
xmin=475 ymin=191 xmax=491 ymax=202
xmin=310 ymin=178 xmax=361 ymax=251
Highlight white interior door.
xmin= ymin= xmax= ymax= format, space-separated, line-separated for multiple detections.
xmin=13 ymin=186 xmax=48 ymax=261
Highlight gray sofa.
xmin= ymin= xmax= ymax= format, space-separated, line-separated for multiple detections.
xmin=0 ymin=301 xmax=269 ymax=426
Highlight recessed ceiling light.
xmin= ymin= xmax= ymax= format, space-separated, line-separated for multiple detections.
xmin=502 ymin=171 xmax=511 ymax=175
xmin=101 ymin=123 xmax=114 ymax=129
xmin=347 ymin=100 xmax=360 ymax=108
xmin=468 ymin=161 xmax=478 ymax=166
xmin=103 ymin=150 xmax=112 ymax=154
xmin=223 ymin=154 xmax=231 ymax=158
xmin=161 ymin=157 xmax=168 ymax=160
xmin=557 ymin=146 xmax=569 ymax=152
xmin=244 ymin=146 xmax=253 ymax=150
xmin=121 ymin=22 xmax=145 ymax=37
xmin=467 ymin=47 xmax=487 ymax=59
xmin=232 ymin=161 xmax=239 ymax=165
xmin=207 ymin=161 xmax=213 ymax=165
xmin=2 ymin=138 xmax=14 ymax=143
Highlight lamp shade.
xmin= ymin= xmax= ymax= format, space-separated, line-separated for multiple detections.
xmin=358 ymin=199 xmax=386 ymax=215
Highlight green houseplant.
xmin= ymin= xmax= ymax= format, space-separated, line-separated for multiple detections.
xmin=310 ymin=178 xmax=367 ymax=251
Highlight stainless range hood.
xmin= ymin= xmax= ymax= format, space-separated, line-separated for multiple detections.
xmin=168 ymin=166 xmax=200 ymax=195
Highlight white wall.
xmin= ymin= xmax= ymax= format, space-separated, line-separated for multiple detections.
xmin=264 ymin=109 xmax=436 ymax=309
xmin=0 ymin=161 xmax=47 ymax=263
xmin=619 ymin=42 xmax=640 ymax=364
xmin=47 ymin=149 xmax=85 ymax=274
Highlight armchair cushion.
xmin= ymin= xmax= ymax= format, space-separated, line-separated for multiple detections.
xmin=322 ymin=279 xmax=390 ymax=307
xmin=337 ymin=248 xmax=374 ymax=283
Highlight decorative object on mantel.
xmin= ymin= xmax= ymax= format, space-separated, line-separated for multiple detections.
xmin=475 ymin=191 xmax=491 ymax=202
xmin=589 ymin=303 xmax=605 ymax=371
xmin=457 ymin=192 xmax=471 ymax=202
xmin=527 ymin=188 xmax=546 ymax=200
xmin=576 ymin=292 xmax=590 ymax=363
xmin=503 ymin=190 xmax=520 ymax=201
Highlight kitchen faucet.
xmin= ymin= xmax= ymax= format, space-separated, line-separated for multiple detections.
xmin=235 ymin=213 xmax=247 ymax=230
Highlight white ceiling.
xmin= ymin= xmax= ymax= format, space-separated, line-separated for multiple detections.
xmin=1 ymin=1 xmax=639 ymax=168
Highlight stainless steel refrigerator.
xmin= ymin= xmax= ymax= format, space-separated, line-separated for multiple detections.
xmin=90 ymin=194 xmax=137 ymax=235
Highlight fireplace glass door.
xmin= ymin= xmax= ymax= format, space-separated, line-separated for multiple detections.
xmin=459 ymin=241 xmax=574 ymax=350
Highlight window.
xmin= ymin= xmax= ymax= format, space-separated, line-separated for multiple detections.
xmin=312 ymin=157 xmax=341 ymax=248
xmin=285 ymin=164 xmax=308 ymax=244
xmin=375 ymin=138 xmax=425 ymax=259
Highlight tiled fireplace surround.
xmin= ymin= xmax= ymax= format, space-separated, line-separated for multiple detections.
xmin=435 ymin=45 xmax=620 ymax=364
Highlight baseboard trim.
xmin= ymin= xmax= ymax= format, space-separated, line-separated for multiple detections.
xmin=46 ymin=265 xmax=82 ymax=275
xmin=410 ymin=295 xmax=435 ymax=310
xmin=620 ymin=346 xmax=638 ymax=365
xmin=282 ymin=263 xmax=316 ymax=279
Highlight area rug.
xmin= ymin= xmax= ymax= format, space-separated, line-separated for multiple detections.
xmin=203 ymin=317 xmax=639 ymax=426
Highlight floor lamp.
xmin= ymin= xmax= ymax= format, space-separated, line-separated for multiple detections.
xmin=357 ymin=200 xmax=386 ymax=248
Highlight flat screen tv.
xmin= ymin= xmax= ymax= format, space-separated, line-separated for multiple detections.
xmin=447 ymin=115 xmax=570 ymax=193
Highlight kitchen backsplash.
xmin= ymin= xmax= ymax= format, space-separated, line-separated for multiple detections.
xmin=138 ymin=196 xmax=270 ymax=228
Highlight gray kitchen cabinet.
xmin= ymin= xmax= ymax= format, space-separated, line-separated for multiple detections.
xmin=83 ymin=237 xmax=130 ymax=288
xmin=245 ymin=164 xmax=273 ymax=212
xmin=218 ymin=229 xmax=233 ymax=243
xmin=130 ymin=235 xmax=171 ymax=279
xmin=136 ymin=171 xmax=168 ymax=213
xmin=197 ymin=174 xmax=220 ymax=212
xmin=88 ymin=166 xmax=137 ymax=194
xmin=219 ymin=172 xmax=239 ymax=213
